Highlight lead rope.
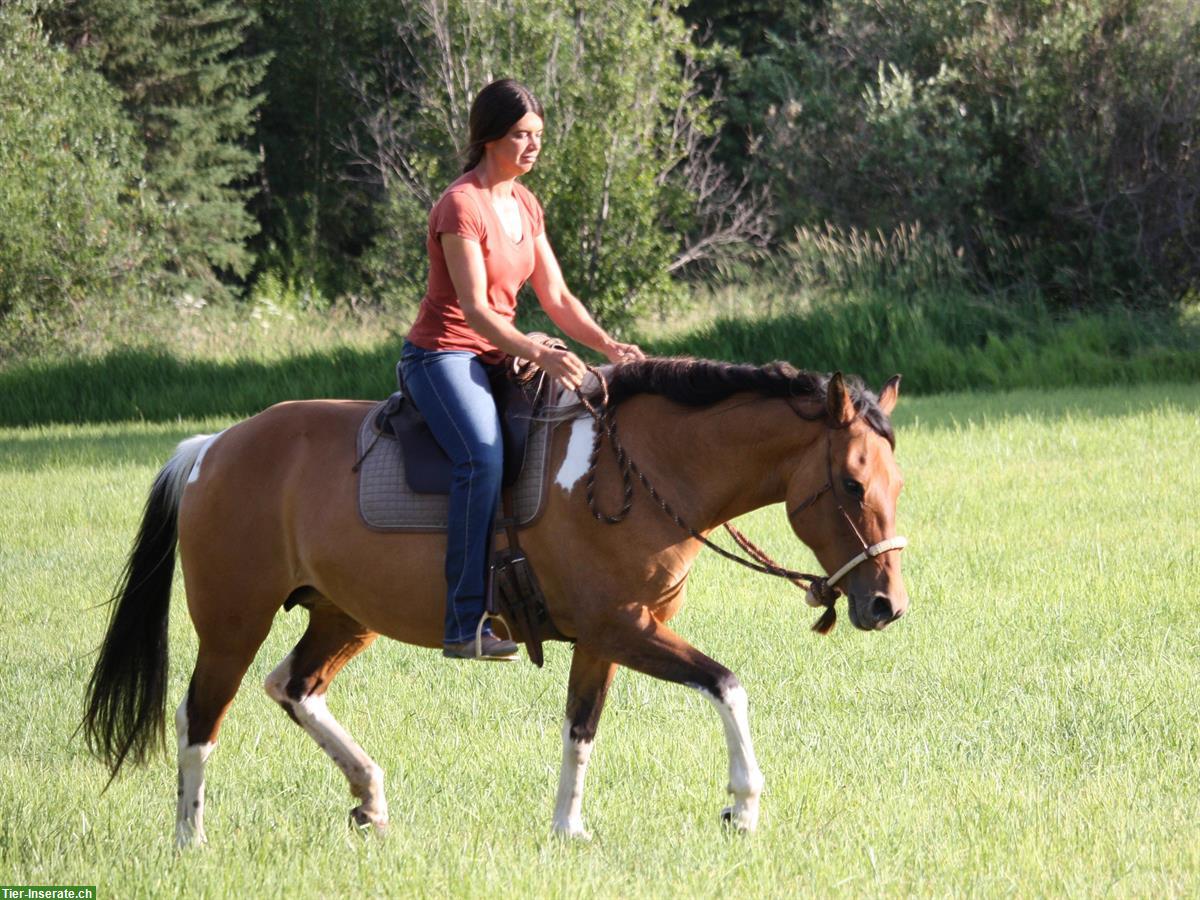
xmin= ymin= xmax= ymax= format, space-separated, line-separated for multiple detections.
xmin=576 ymin=367 xmax=842 ymax=633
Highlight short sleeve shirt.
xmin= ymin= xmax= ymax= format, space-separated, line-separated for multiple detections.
xmin=407 ymin=171 xmax=546 ymax=363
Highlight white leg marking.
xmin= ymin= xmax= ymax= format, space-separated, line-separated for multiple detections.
xmin=554 ymin=416 xmax=595 ymax=493
xmin=551 ymin=719 xmax=594 ymax=839
xmin=175 ymin=700 xmax=215 ymax=848
xmin=264 ymin=654 xmax=388 ymax=831
xmin=701 ymin=684 xmax=764 ymax=832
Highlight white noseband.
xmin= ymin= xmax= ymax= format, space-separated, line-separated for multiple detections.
xmin=804 ymin=536 xmax=908 ymax=607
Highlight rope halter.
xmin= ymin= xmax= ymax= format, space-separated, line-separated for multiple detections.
xmin=578 ymin=366 xmax=907 ymax=634
xmin=803 ymin=537 xmax=908 ymax=608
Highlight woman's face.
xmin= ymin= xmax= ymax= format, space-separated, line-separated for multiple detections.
xmin=485 ymin=112 xmax=543 ymax=175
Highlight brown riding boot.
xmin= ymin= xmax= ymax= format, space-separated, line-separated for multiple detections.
xmin=442 ymin=633 xmax=519 ymax=661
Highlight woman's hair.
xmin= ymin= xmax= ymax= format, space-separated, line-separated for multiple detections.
xmin=462 ymin=79 xmax=544 ymax=173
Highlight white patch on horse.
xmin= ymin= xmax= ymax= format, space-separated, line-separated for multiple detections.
xmin=551 ymin=718 xmax=594 ymax=839
xmin=554 ymin=415 xmax=594 ymax=493
xmin=175 ymin=699 xmax=215 ymax=848
xmin=263 ymin=651 xmax=295 ymax=703
xmin=264 ymin=652 xmax=389 ymax=831
xmin=699 ymin=684 xmax=764 ymax=832
xmin=186 ymin=432 xmax=223 ymax=484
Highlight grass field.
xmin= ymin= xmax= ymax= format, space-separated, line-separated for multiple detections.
xmin=1 ymin=383 xmax=1198 ymax=897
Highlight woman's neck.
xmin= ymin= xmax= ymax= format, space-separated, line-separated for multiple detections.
xmin=472 ymin=162 xmax=517 ymax=200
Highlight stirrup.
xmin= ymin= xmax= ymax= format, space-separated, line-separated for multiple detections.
xmin=473 ymin=611 xmax=514 ymax=657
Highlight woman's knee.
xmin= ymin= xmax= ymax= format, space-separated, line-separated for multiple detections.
xmin=458 ymin=436 xmax=504 ymax=484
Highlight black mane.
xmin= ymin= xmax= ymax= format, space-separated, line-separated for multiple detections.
xmin=587 ymin=357 xmax=895 ymax=446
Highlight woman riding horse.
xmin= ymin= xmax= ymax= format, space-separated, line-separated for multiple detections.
xmin=400 ymin=78 xmax=644 ymax=660
xmin=80 ymin=89 xmax=910 ymax=849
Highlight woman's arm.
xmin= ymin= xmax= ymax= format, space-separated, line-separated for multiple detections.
xmin=441 ymin=233 xmax=590 ymax=389
xmin=529 ymin=233 xmax=644 ymax=363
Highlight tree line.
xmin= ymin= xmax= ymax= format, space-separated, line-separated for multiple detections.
xmin=2 ymin=0 xmax=1198 ymax=357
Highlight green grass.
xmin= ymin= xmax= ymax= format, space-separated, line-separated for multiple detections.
xmin=1 ymin=383 xmax=1198 ymax=896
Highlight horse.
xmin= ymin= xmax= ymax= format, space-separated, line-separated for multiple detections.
xmin=81 ymin=357 xmax=908 ymax=847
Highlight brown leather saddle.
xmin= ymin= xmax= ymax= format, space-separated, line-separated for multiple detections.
xmin=375 ymin=360 xmax=546 ymax=494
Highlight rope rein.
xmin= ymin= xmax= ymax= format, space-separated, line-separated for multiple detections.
xmin=575 ymin=366 xmax=905 ymax=634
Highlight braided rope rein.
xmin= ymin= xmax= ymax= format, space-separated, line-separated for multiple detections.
xmin=575 ymin=367 xmax=847 ymax=633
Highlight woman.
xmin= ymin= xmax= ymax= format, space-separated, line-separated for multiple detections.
xmin=401 ymin=78 xmax=644 ymax=661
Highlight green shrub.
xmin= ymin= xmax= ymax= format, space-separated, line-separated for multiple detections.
xmin=350 ymin=0 xmax=725 ymax=333
xmin=645 ymin=289 xmax=1200 ymax=393
xmin=0 ymin=5 xmax=155 ymax=358
xmin=743 ymin=0 xmax=1200 ymax=305
xmin=781 ymin=222 xmax=969 ymax=296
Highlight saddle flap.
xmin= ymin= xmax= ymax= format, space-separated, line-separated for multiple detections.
xmin=494 ymin=372 xmax=539 ymax=487
xmin=386 ymin=391 xmax=454 ymax=494
xmin=383 ymin=366 xmax=551 ymax=495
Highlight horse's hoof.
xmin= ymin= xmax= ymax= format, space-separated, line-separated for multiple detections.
xmin=175 ymin=828 xmax=208 ymax=850
xmin=349 ymin=805 xmax=389 ymax=835
xmin=551 ymin=822 xmax=592 ymax=842
xmin=720 ymin=805 xmax=757 ymax=833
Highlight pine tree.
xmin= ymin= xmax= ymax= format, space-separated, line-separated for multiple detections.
xmin=45 ymin=0 xmax=269 ymax=301
xmin=251 ymin=0 xmax=396 ymax=296
xmin=0 ymin=4 xmax=153 ymax=355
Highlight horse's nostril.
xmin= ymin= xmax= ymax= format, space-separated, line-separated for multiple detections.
xmin=869 ymin=595 xmax=893 ymax=622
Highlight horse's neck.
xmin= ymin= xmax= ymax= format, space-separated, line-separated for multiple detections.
xmin=631 ymin=395 xmax=824 ymax=531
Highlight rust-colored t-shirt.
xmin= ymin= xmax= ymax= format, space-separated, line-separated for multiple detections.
xmin=407 ymin=171 xmax=545 ymax=363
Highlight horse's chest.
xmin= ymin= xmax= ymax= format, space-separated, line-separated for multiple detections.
xmin=644 ymin=566 xmax=690 ymax=622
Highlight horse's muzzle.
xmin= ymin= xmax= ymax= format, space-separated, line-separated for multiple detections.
xmin=849 ymin=592 xmax=906 ymax=630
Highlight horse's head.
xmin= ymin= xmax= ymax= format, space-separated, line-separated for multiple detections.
xmin=785 ymin=373 xmax=908 ymax=631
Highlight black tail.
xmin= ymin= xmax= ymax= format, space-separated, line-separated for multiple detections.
xmin=82 ymin=454 xmax=188 ymax=780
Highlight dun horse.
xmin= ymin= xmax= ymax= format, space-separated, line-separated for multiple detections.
xmin=82 ymin=358 xmax=908 ymax=846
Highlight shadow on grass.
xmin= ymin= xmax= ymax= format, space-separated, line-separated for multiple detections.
xmin=2 ymin=296 xmax=1197 ymax=429
xmin=0 ymin=342 xmax=404 ymax=428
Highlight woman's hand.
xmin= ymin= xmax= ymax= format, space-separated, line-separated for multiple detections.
xmin=530 ymin=235 xmax=647 ymax=368
xmin=602 ymin=340 xmax=645 ymax=364
xmin=536 ymin=345 xmax=589 ymax=392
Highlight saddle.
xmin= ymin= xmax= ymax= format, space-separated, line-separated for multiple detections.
xmin=353 ymin=335 xmax=570 ymax=666
xmin=375 ymin=358 xmax=550 ymax=493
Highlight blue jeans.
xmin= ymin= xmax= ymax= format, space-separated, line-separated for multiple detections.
xmin=399 ymin=342 xmax=504 ymax=644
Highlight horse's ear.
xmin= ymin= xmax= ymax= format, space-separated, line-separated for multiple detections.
xmin=827 ymin=372 xmax=855 ymax=426
xmin=878 ymin=375 xmax=901 ymax=416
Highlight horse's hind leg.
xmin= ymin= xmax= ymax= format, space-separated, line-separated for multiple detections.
xmin=553 ymin=646 xmax=618 ymax=839
xmin=263 ymin=599 xmax=385 ymax=832
xmin=177 ymin=612 xmax=276 ymax=848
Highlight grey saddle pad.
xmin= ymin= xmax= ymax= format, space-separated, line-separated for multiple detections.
xmin=356 ymin=400 xmax=555 ymax=532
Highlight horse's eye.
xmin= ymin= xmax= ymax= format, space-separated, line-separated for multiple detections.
xmin=842 ymin=477 xmax=865 ymax=498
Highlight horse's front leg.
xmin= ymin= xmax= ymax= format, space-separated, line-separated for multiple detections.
xmin=553 ymin=645 xmax=617 ymax=839
xmin=578 ymin=609 xmax=764 ymax=832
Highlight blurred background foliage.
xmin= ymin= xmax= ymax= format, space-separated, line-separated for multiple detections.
xmin=2 ymin=0 xmax=1198 ymax=363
